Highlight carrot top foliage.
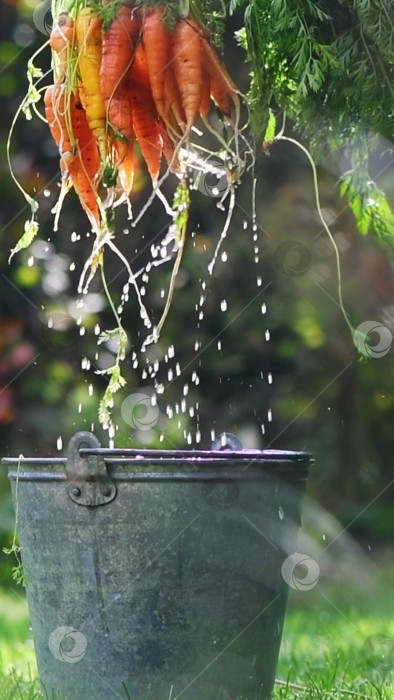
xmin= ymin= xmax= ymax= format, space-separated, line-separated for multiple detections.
xmin=231 ymin=0 xmax=394 ymax=247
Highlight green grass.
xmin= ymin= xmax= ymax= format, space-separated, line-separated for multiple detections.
xmin=0 ymin=580 xmax=393 ymax=700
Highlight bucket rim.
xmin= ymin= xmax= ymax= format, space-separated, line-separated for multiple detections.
xmin=2 ymin=447 xmax=314 ymax=465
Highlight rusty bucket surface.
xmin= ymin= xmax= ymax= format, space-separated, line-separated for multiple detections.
xmin=3 ymin=431 xmax=312 ymax=700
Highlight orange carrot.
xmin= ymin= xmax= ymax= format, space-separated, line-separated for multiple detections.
xmin=157 ymin=119 xmax=179 ymax=171
xmin=171 ymin=18 xmax=203 ymax=133
xmin=71 ymin=97 xmax=100 ymax=185
xmin=116 ymin=142 xmax=136 ymax=195
xmin=107 ymin=84 xmax=136 ymax=193
xmin=44 ymin=84 xmax=72 ymax=154
xmin=50 ymin=13 xmax=74 ymax=84
xmin=61 ymin=151 xmax=100 ymax=230
xmin=163 ymin=63 xmax=186 ymax=132
xmin=107 ymin=85 xmax=134 ymax=157
xmin=100 ymin=6 xmax=140 ymax=102
xmin=200 ymin=34 xmax=239 ymax=116
xmin=128 ymin=44 xmax=162 ymax=182
xmin=142 ymin=7 xmax=170 ymax=121
xmin=199 ymin=69 xmax=211 ymax=119
xmin=49 ymin=14 xmax=74 ymax=72
xmin=45 ymin=84 xmax=100 ymax=228
xmin=50 ymin=12 xmax=74 ymax=51
xmin=44 ymin=85 xmax=63 ymax=149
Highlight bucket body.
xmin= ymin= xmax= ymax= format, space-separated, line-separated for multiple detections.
xmin=4 ymin=432 xmax=312 ymax=700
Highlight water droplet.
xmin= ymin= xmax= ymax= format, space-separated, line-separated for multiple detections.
xmin=268 ymin=373 xmax=273 ymax=385
xmin=221 ymin=251 xmax=228 ymax=262
xmin=267 ymin=409 xmax=273 ymax=422
xmin=168 ymin=345 xmax=175 ymax=359
xmin=217 ymin=341 xmax=222 ymax=351
xmin=56 ymin=436 xmax=63 ymax=451
xmin=261 ymin=303 xmax=267 ymax=314
xmin=88 ymin=384 xmax=93 ymax=397
xmin=278 ymin=507 xmax=285 ymax=521
xmin=220 ymin=300 xmax=227 ymax=312
xmin=27 ymin=255 xmax=35 ymax=267
xmin=43 ymin=189 xmax=51 ymax=198
xmin=265 ymin=329 xmax=270 ymax=341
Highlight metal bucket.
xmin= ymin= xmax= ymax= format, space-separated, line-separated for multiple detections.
xmin=3 ymin=431 xmax=312 ymax=700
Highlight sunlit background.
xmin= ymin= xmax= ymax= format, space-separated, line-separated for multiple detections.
xmin=0 ymin=1 xmax=393 ymax=697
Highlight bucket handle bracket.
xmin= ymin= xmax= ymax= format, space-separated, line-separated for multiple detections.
xmin=66 ymin=432 xmax=117 ymax=507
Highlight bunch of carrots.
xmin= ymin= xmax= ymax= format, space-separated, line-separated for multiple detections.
xmin=45 ymin=1 xmax=240 ymax=234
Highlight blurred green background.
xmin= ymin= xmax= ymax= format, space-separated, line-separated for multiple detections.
xmin=0 ymin=0 xmax=393 ymax=689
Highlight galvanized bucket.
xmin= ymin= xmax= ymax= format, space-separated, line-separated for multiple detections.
xmin=3 ymin=431 xmax=312 ymax=700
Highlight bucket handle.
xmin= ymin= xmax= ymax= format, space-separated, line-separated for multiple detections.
xmin=66 ymin=432 xmax=117 ymax=507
